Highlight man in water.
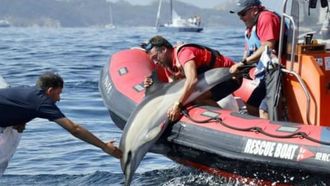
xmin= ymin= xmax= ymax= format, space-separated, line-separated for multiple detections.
xmin=0 ymin=72 xmax=122 ymax=176
xmin=142 ymin=35 xmax=242 ymax=121
xmin=228 ymin=0 xmax=282 ymax=119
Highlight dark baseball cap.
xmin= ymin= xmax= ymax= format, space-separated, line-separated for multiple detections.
xmin=229 ymin=0 xmax=261 ymax=14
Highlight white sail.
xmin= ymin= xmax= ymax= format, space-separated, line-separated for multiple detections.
xmin=105 ymin=0 xmax=115 ymax=29
xmin=155 ymin=0 xmax=163 ymax=28
xmin=155 ymin=0 xmax=203 ymax=32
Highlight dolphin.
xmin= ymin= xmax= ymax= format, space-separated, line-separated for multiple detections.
xmin=120 ymin=68 xmax=233 ymax=185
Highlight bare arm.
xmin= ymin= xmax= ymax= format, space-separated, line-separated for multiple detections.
xmin=245 ymin=40 xmax=276 ymax=64
xmin=54 ymin=117 xmax=122 ymax=159
xmin=230 ymin=40 xmax=276 ymax=73
xmin=177 ymin=60 xmax=198 ymax=104
xmin=168 ymin=60 xmax=198 ymax=121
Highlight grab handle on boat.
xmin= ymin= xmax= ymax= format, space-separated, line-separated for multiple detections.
xmin=281 ymin=69 xmax=315 ymax=125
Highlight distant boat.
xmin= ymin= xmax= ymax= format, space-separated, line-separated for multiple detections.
xmin=105 ymin=0 xmax=115 ymax=29
xmin=0 ymin=20 xmax=10 ymax=27
xmin=155 ymin=0 xmax=203 ymax=32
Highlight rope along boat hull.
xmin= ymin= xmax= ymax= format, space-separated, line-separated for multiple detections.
xmin=99 ymin=48 xmax=330 ymax=184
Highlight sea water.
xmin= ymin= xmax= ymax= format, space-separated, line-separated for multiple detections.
xmin=0 ymin=27 xmax=326 ymax=185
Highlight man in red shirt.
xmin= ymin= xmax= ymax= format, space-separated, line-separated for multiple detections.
xmin=143 ymin=35 xmax=241 ymax=121
xmin=229 ymin=0 xmax=281 ymax=119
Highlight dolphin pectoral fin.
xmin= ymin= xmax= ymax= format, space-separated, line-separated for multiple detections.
xmin=144 ymin=122 xmax=167 ymax=143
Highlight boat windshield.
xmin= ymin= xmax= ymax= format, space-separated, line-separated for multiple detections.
xmin=287 ymin=0 xmax=330 ymax=41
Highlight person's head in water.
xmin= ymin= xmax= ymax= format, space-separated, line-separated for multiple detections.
xmin=143 ymin=35 xmax=173 ymax=68
xmin=36 ymin=71 xmax=64 ymax=102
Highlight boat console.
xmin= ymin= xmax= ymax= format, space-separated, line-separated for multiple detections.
xmin=280 ymin=0 xmax=330 ymax=126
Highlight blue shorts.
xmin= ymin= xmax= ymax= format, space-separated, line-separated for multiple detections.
xmin=259 ymin=98 xmax=268 ymax=112
xmin=246 ymin=79 xmax=266 ymax=108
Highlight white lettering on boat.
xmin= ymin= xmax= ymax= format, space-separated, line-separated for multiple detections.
xmin=273 ymin=143 xmax=298 ymax=160
xmin=244 ymin=139 xmax=276 ymax=157
xmin=315 ymin=152 xmax=330 ymax=162
xmin=244 ymin=139 xmax=298 ymax=160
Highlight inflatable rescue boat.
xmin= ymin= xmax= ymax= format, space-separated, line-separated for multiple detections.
xmin=99 ymin=0 xmax=330 ymax=184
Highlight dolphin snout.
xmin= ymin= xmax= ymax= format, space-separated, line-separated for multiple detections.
xmin=123 ymin=150 xmax=133 ymax=185
xmin=124 ymin=150 xmax=132 ymax=175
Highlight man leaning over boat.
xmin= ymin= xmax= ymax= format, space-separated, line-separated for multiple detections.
xmin=141 ymin=35 xmax=242 ymax=121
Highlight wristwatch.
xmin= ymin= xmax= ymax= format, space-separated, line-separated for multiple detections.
xmin=241 ymin=58 xmax=248 ymax=65
xmin=174 ymin=101 xmax=183 ymax=109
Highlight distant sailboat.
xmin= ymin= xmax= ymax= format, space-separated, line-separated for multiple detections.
xmin=155 ymin=0 xmax=203 ymax=32
xmin=105 ymin=0 xmax=115 ymax=29
xmin=0 ymin=20 xmax=10 ymax=28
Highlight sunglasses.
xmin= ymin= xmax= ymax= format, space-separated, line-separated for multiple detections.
xmin=238 ymin=7 xmax=252 ymax=17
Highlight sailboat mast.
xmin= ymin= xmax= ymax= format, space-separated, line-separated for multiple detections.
xmin=109 ymin=2 xmax=113 ymax=25
xmin=170 ymin=0 xmax=173 ymax=24
xmin=155 ymin=0 xmax=163 ymax=29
